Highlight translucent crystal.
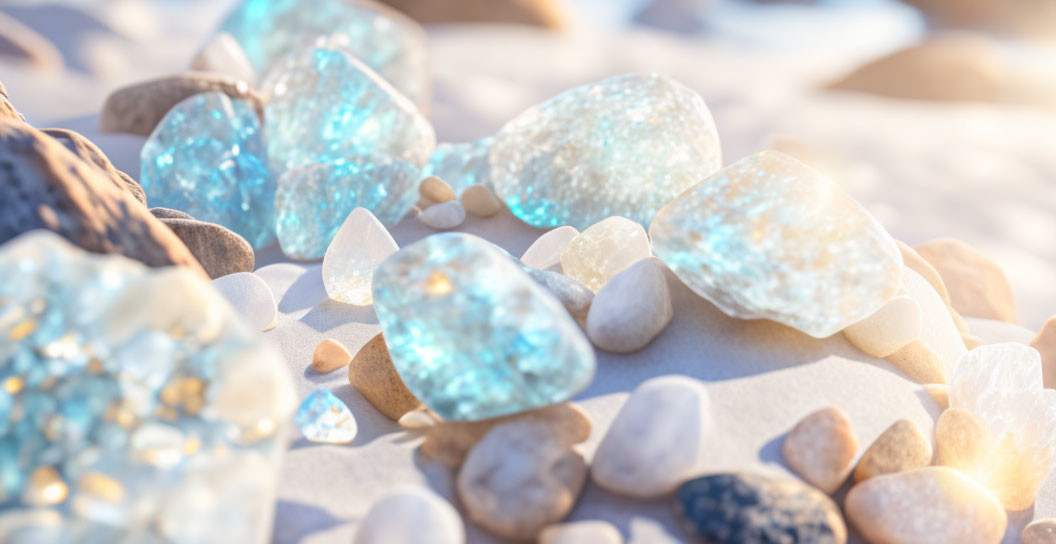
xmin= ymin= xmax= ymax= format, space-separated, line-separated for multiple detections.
xmin=275 ymin=156 xmax=419 ymax=260
xmin=0 ymin=231 xmax=294 ymax=543
xmin=322 ymin=208 xmax=399 ymax=306
xmin=141 ymin=91 xmax=276 ymax=248
xmin=649 ymin=151 xmax=903 ymax=338
xmin=948 ymin=343 xmax=1056 ymax=509
xmin=420 ymin=138 xmax=492 ymax=195
xmin=371 ymin=233 xmax=596 ymax=421
xmin=219 ymin=0 xmax=429 ymax=108
xmin=262 ymin=46 xmax=435 ymax=173
xmin=488 ymin=73 xmax=721 ymax=230
xmin=294 ymin=390 xmax=358 ymax=444
xmin=560 ymin=217 xmax=652 ymax=293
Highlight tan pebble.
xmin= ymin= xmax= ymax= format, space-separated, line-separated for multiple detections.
xmin=845 ymin=466 xmax=1006 ymax=544
xmin=898 ymin=241 xmax=969 ymax=334
xmin=539 ymin=520 xmax=622 ymax=544
xmin=782 ymin=406 xmax=857 ymax=494
xmin=915 ymin=237 xmax=1016 ymax=323
xmin=843 ymin=295 xmax=922 ymax=358
xmin=934 ymin=408 xmax=992 ymax=472
xmin=885 ymin=341 xmax=949 ymax=385
xmin=348 ymin=333 xmax=421 ymax=420
xmin=460 ymin=184 xmax=502 ymax=217
xmin=923 ymin=384 xmax=949 ymax=409
xmin=884 ymin=267 xmax=966 ymax=384
xmin=1023 ymin=519 xmax=1056 ymax=544
xmin=419 ymin=176 xmax=456 ymax=204
xmin=853 ymin=419 xmax=932 ymax=483
xmin=1032 ymin=316 xmax=1056 ymax=389
xmin=312 ymin=338 xmax=352 ymax=373
xmin=398 ymin=406 xmax=436 ymax=429
xmin=421 ymin=402 xmax=590 ymax=467
xmin=376 ymin=0 xmax=568 ymax=29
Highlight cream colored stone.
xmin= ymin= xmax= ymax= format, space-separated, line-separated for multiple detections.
xmin=884 ymin=267 xmax=967 ymax=384
xmin=843 ymin=295 xmax=922 ymax=358
xmin=322 ymin=207 xmax=398 ymax=306
xmin=419 ymin=176 xmax=456 ymax=204
xmin=312 ymin=338 xmax=352 ymax=373
xmin=460 ymin=184 xmax=502 ymax=217
xmin=1023 ymin=519 xmax=1056 ymax=544
xmin=397 ymin=407 xmax=436 ymax=429
xmin=356 ymin=486 xmax=464 ymax=544
xmin=924 ymin=384 xmax=950 ymax=409
xmin=853 ymin=419 xmax=931 ymax=482
xmin=1032 ymin=316 xmax=1056 ymax=389
xmin=419 ymin=200 xmax=465 ymax=230
xmin=560 ymin=217 xmax=651 ymax=293
xmin=539 ymin=520 xmax=622 ymax=544
xmin=348 ymin=333 xmax=421 ymax=421
xmin=586 ymin=257 xmax=673 ymax=353
xmin=897 ymin=240 xmax=970 ymax=334
xmin=782 ymin=406 xmax=857 ymax=494
xmin=521 ymin=226 xmax=579 ymax=271
xmin=934 ymin=408 xmax=993 ymax=474
xmin=915 ymin=237 xmax=1017 ymax=323
xmin=886 ymin=341 xmax=947 ymax=385
xmin=190 ymin=32 xmax=257 ymax=85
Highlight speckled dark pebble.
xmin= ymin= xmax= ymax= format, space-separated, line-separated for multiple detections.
xmin=160 ymin=218 xmax=254 ymax=279
xmin=151 ymin=207 xmax=194 ymax=220
xmin=676 ymin=473 xmax=847 ymax=544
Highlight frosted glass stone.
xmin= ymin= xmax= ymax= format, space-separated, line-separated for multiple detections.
xmin=372 ymin=233 xmax=596 ymax=421
xmin=650 ymin=151 xmax=903 ymax=338
xmin=275 ymin=156 xmax=419 ymax=260
xmin=295 ymin=390 xmax=358 ymax=444
xmin=211 ymin=272 xmax=278 ymax=331
xmin=489 ymin=73 xmax=721 ymax=230
xmin=220 ymin=0 xmax=429 ymax=108
xmin=560 ymin=217 xmax=652 ymax=293
xmin=141 ymin=91 xmax=276 ymax=249
xmin=263 ymin=46 xmax=434 ymax=173
xmin=322 ymin=208 xmax=399 ymax=306
xmin=521 ymin=226 xmax=580 ymax=271
xmin=420 ymin=138 xmax=492 ymax=195
xmin=0 ymin=231 xmax=294 ymax=543
xmin=948 ymin=342 xmax=1056 ymax=510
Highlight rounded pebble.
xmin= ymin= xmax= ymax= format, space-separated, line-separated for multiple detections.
xmin=933 ymin=408 xmax=992 ymax=475
xmin=211 ymin=272 xmax=277 ymax=331
xmin=397 ymin=407 xmax=436 ymax=429
xmin=539 ymin=520 xmax=622 ymax=544
xmin=419 ymin=200 xmax=466 ymax=230
xmin=419 ymin=176 xmax=456 ymax=204
xmin=355 ymin=486 xmax=464 ymax=544
xmin=884 ymin=267 xmax=967 ymax=384
xmin=460 ymin=184 xmax=502 ymax=217
xmin=348 ymin=333 xmax=421 ymax=420
xmin=586 ymin=257 xmax=673 ymax=353
xmin=150 ymin=207 xmax=194 ymax=220
xmin=853 ymin=419 xmax=932 ymax=482
xmin=528 ymin=268 xmax=594 ymax=326
xmin=781 ymin=406 xmax=857 ymax=494
xmin=312 ymin=338 xmax=352 ymax=373
xmin=521 ymin=226 xmax=579 ymax=271
xmin=915 ymin=237 xmax=1017 ymax=323
xmin=843 ymin=295 xmax=922 ymax=358
xmin=923 ymin=383 xmax=950 ymax=409
xmin=560 ymin=216 xmax=652 ymax=293
xmin=160 ymin=218 xmax=255 ymax=280
xmin=1023 ymin=519 xmax=1056 ymax=544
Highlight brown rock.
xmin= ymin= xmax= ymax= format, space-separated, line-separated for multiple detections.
xmin=348 ymin=333 xmax=421 ymax=421
xmin=923 ymin=383 xmax=950 ymax=409
xmin=0 ymin=80 xmax=23 ymax=122
xmin=312 ymin=338 xmax=352 ymax=373
xmin=159 ymin=218 xmax=254 ymax=279
xmin=1032 ymin=316 xmax=1056 ymax=389
xmin=378 ymin=0 xmax=568 ymax=28
xmin=1023 ymin=519 xmax=1056 ymax=544
xmin=853 ymin=419 xmax=932 ymax=482
xmin=914 ymin=237 xmax=1016 ymax=322
xmin=782 ymin=406 xmax=857 ymax=493
xmin=0 ymin=11 xmax=62 ymax=71
xmin=0 ymin=120 xmax=206 ymax=277
xmin=42 ymin=128 xmax=146 ymax=205
xmin=100 ymin=73 xmax=265 ymax=137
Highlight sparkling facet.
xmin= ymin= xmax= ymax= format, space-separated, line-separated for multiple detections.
xmin=371 ymin=233 xmax=595 ymax=421
xmin=262 ymin=46 xmax=434 ymax=173
xmin=420 ymin=138 xmax=492 ymax=194
xmin=141 ymin=92 xmax=276 ymax=248
xmin=294 ymin=390 xmax=358 ymax=444
xmin=488 ymin=73 xmax=721 ymax=230
xmin=650 ymin=151 xmax=903 ymax=338
xmin=322 ymin=208 xmax=399 ymax=306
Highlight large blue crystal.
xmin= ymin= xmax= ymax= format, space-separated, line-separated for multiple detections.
xmin=419 ymin=138 xmax=492 ymax=194
xmin=220 ymin=0 xmax=429 ymax=108
xmin=141 ymin=91 xmax=276 ymax=249
xmin=372 ymin=233 xmax=596 ymax=421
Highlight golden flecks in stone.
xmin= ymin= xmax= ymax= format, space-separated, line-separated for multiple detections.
xmin=24 ymin=466 xmax=68 ymax=506
xmin=79 ymin=472 xmax=125 ymax=503
xmin=3 ymin=376 xmax=24 ymax=395
xmin=182 ymin=437 xmax=201 ymax=456
xmin=424 ymin=271 xmax=453 ymax=296
xmin=9 ymin=319 xmax=36 ymax=341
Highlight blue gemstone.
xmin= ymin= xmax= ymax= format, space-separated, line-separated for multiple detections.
xmin=295 ymin=390 xmax=358 ymax=444
xmin=140 ymin=91 xmax=276 ymax=248
xmin=420 ymin=138 xmax=492 ymax=194
xmin=372 ymin=233 xmax=596 ymax=421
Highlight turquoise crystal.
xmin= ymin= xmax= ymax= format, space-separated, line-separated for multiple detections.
xmin=0 ymin=231 xmax=294 ymax=543
xmin=220 ymin=0 xmax=429 ymax=108
xmin=140 ymin=91 xmax=276 ymax=248
xmin=295 ymin=390 xmax=358 ymax=444
xmin=488 ymin=73 xmax=722 ymax=230
xmin=275 ymin=156 xmax=420 ymax=259
xmin=372 ymin=233 xmax=595 ymax=421
xmin=263 ymin=46 xmax=435 ymax=173
xmin=420 ymin=138 xmax=492 ymax=194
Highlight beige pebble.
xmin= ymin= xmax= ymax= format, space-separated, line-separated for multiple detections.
xmin=419 ymin=200 xmax=465 ymax=230
xmin=843 ymin=295 xmax=922 ymax=358
xmin=586 ymin=257 xmax=673 ymax=353
xmin=845 ymin=466 xmax=1006 ymax=544
xmin=397 ymin=406 xmax=436 ymax=430
xmin=521 ymin=226 xmax=579 ymax=271
xmin=1032 ymin=316 xmax=1056 ymax=389
xmin=539 ymin=520 xmax=622 ymax=544
xmin=883 ymin=267 xmax=967 ymax=384
xmin=915 ymin=237 xmax=1016 ymax=323
xmin=312 ymin=338 xmax=352 ymax=373
xmin=460 ymin=184 xmax=502 ymax=217
xmin=853 ymin=419 xmax=932 ymax=483
xmin=923 ymin=384 xmax=949 ymax=409
xmin=560 ymin=216 xmax=652 ymax=293
xmin=190 ymin=32 xmax=257 ymax=85
xmin=422 ymin=402 xmax=590 ymax=467
xmin=934 ymin=408 xmax=992 ymax=472
xmin=897 ymin=240 xmax=970 ymax=335
xmin=885 ymin=341 xmax=947 ymax=385
xmin=1023 ymin=519 xmax=1056 ymax=544
xmin=419 ymin=176 xmax=456 ymax=204
xmin=348 ymin=333 xmax=421 ymax=420
xmin=782 ymin=406 xmax=857 ymax=494
xmin=376 ymin=0 xmax=568 ymax=29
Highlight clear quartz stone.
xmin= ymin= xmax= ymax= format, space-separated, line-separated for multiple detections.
xmin=294 ymin=390 xmax=358 ymax=444
xmin=560 ymin=217 xmax=652 ymax=293
xmin=322 ymin=208 xmax=399 ymax=306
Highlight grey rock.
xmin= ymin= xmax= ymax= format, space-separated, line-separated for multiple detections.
xmin=150 ymin=207 xmax=194 ymax=220
xmin=160 ymin=218 xmax=254 ymax=279
xmin=43 ymin=128 xmax=147 ymax=205
xmin=528 ymin=268 xmax=593 ymax=326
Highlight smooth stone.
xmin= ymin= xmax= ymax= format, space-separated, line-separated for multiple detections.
xmin=0 ymin=11 xmax=62 ymax=71
xmin=43 ymin=128 xmax=146 ymax=205
xmin=141 ymin=91 xmax=276 ymax=249
xmin=422 ymin=403 xmax=591 ymax=467
xmin=521 ymin=226 xmax=579 ymax=272
xmin=651 ymin=151 xmax=903 ymax=339
xmin=1033 ymin=317 xmax=1056 ymax=389
xmin=592 ymin=376 xmax=711 ymax=498
xmin=160 ymin=218 xmax=255 ymax=280
xmin=295 ymin=389 xmax=358 ymax=444
xmin=586 ymin=257 xmax=673 ymax=353
xmin=420 ymin=138 xmax=492 ymax=195
xmin=539 ymin=520 xmax=622 ymax=544
xmin=0 ymin=80 xmax=22 ymax=122
xmin=100 ymin=72 xmax=265 ymax=137
xmin=322 ymin=208 xmax=399 ymax=306
xmin=262 ymin=46 xmax=434 ymax=172
xmin=419 ymin=176 xmax=456 ymax=204
xmin=934 ymin=408 xmax=992 ymax=473
xmin=897 ymin=239 xmax=969 ymax=334
xmin=461 ymin=184 xmax=502 ymax=217
xmin=211 ymin=272 xmax=278 ymax=331
xmin=372 ymin=233 xmax=595 ymax=421
xmin=0 ymin=120 xmax=206 ymax=277
xmin=782 ymin=406 xmax=857 ymax=494
xmin=355 ymin=486 xmax=464 ymax=544
xmin=885 ymin=267 xmax=967 ymax=384
xmin=915 ymin=237 xmax=1017 ymax=323
xmin=489 ymin=73 xmax=721 ymax=230
xmin=419 ymin=200 xmax=466 ymax=230
xmin=845 ymin=467 xmax=1006 ymax=544
xmin=397 ymin=407 xmax=436 ymax=430
xmin=1023 ymin=519 xmax=1056 ymax=544
xmin=458 ymin=420 xmax=587 ymax=540
xmin=561 ymin=216 xmax=651 ymax=293
xmin=528 ymin=269 xmax=594 ymax=327
xmin=676 ymin=472 xmax=847 ymax=544
xmin=191 ymin=32 xmax=257 ymax=85
xmin=853 ymin=419 xmax=932 ymax=482
xmin=377 ymin=0 xmax=568 ymax=28
xmin=150 ymin=207 xmax=193 ymax=220
xmin=924 ymin=384 xmax=950 ymax=409
xmin=347 ymin=333 xmax=421 ymax=421
xmin=312 ymin=339 xmax=352 ymax=374
xmin=843 ymin=295 xmax=922 ymax=358
xmin=275 ymin=157 xmax=419 ymax=260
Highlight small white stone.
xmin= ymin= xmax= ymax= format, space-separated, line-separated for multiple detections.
xmin=591 ymin=375 xmax=710 ymax=498
xmin=355 ymin=486 xmax=465 ymax=544
xmin=560 ymin=217 xmax=652 ymax=293
xmin=322 ymin=208 xmax=399 ymax=306
xmin=586 ymin=257 xmax=673 ymax=353
xmin=398 ymin=407 xmax=436 ymax=430
xmin=843 ymin=295 xmax=922 ymax=358
xmin=190 ymin=32 xmax=257 ymax=85
xmin=521 ymin=226 xmax=580 ymax=271
xmin=461 ymin=184 xmax=502 ymax=217
xmin=211 ymin=272 xmax=277 ymax=331
xmin=419 ymin=200 xmax=466 ymax=230
xmin=539 ymin=520 xmax=623 ymax=544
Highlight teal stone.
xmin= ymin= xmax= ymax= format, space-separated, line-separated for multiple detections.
xmin=263 ymin=46 xmax=435 ymax=173
xmin=220 ymin=0 xmax=430 ymax=108
xmin=420 ymin=138 xmax=492 ymax=194
xmin=372 ymin=233 xmax=596 ymax=421
xmin=295 ymin=390 xmax=358 ymax=444
xmin=488 ymin=73 xmax=722 ymax=230
xmin=140 ymin=91 xmax=276 ymax=249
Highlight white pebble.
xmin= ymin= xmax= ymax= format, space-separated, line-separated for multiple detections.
xmin=190 ymin=32 xmax=257 ymax=85
xmin=539 ymin=520 xmax=623 ymax=544
xmin=419 ymin=200 xmax=466 ymax=230
xmin=211 ymin=272 xmax=277 ymax=331
xmin=355 ymin=486 xmax=464 ymax=544
xmin=521 ymin=226 xmax=579 ymax=271
xmin=586 ymin=257 xmax=673 ymax=353
xmin=398 ymin=408 xmax=436 ymax=430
